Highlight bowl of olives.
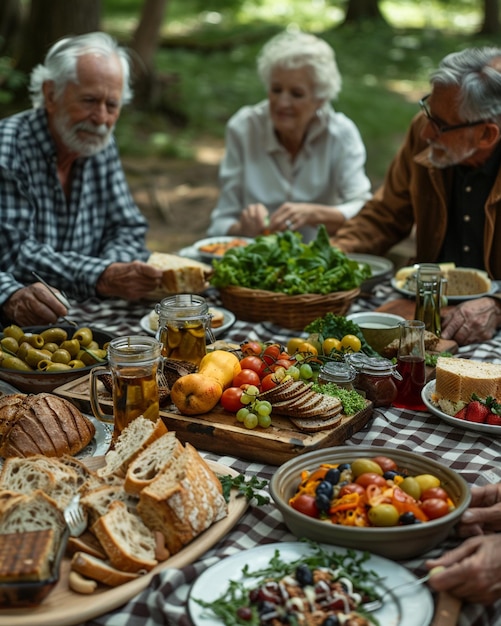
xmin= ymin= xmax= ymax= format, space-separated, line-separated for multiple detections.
xmin=0 ymin=325 xmax=114 ymax=393
xmin=270 ymin=445 xmax=471 ymax=560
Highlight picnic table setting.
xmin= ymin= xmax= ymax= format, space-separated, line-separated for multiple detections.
xmin=0 ymin=229 xmax=501 ymax=626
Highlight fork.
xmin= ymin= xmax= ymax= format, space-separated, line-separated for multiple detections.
xmin=362 ymin=571 xmax=433 ymax=612
xmin=64 ymin=494 xmax=88 ymax=537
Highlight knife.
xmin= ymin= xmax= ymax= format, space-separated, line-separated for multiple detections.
xmin=32 ymin=271 xmax=71 ymax=309
xmin=430 ymin=591 xmax=462 ymax=626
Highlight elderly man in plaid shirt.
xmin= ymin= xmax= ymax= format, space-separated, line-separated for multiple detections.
xmin=0 ymin=32 xmax=163 ymax=326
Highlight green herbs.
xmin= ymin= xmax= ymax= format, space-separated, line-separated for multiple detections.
xmin=425 ymin=351 xmax=453 ymax=367
xmin=210 ymin=226 xmax=371 ymax=295
xmin=219 ymin=474 xmax=270 ymax=505
xmin=312 ymin=381 xmax=367 ymax=415
xmin=305 ymin=312 xmax=379 ymax=357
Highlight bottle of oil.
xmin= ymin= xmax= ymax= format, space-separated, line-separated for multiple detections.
xmin=414 ymin=264 xmax=445 ymax=337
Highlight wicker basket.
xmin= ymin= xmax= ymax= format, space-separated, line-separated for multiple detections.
xmin=219 ymin=285 xmax=361 ymax=331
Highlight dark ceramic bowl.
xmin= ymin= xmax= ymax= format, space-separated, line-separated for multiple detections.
xmin=0 ymin=325 xmax=113 ymax=394
xmin=270 ymin=445 xmax=471 ymax=560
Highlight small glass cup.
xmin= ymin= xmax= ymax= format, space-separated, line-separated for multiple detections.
xmin=155 ymin=294 xmax=215 ymax=367
xmin=90 ymin=336 xmax=162 ymax=442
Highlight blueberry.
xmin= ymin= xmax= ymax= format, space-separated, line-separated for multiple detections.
xmin=315 ymin=492 xmax=331 ymax=513
xmin=399 ymin=511 xmax=417 ymax=525
xmin=316 ymin=480 xmax=334 ymax=499
xmin=295 ymin=563 xmax=314 ymax=586
xmin=324 ymin=467 xmax=341 ymax=485
xmin=322 ymin=617 xmax=340 ymax=626
xmin=338 ymin=463 xmax=350 ymax=472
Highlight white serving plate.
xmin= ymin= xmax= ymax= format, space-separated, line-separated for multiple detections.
xmin=188 ymin=541 xmax=434 ymax=626
xmin=422 ymin=380 xmax=501 ymax=436
xmin=140 ymin=306 xmax=236 ymax=338
xmin=191 ymin=236 xmax=253 ymax=261
xmin=347 ymin=253 xmax=394 ymax=291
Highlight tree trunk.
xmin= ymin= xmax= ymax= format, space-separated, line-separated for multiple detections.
xmin=130 ymin=0 xmax=170 ymax=108
xmin=343 ymin=0 xmax=386 ymax=23
xmin=15 ymin=0 xmax=101 ymax=74
xmin=479 ymin=0 xmax=500 ymax=34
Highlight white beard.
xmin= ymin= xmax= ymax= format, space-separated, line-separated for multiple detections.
xmin=427 ymin=140 xmax=477 ymax=169
xmin=54 ymin=112 xmax=113 ymax=157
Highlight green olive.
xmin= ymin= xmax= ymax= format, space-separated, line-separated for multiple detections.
xmin=52 ymin=349 xmax=72 ymax=365
xmin=0 ymin=336 xmax=19 ymax=354
xmin=59 ymin=339 xmax=80 ymax=358
xmin=25 ymin=348 xmax=52 ymax=368
xmin=3 ymin=324 xmax=24 ymax=342
xmin=68 ymin=359 xmax=86 ymax=369
xmin=368 ymin=504 xmax=400 ymax=527
xmin=87 ymin=340 xmax=99 ymax=351
xmin=1 ymin=356 xmax=34 ymax=371
xmin=351 ymin=458 xmax=384 ymax=478
xmin=37 ymin=359 xmax=53 ymax=371
xmin=43 ymin=342 xmax=59 ymax=353
xmin=20 ymin=333 xmax=45 ymax=349
xmin=40 ymin=327 xmax=68 ymax=345
xmin=45 ymin=362 xmax=72 ymax=372
xmin=72 ymin=327 xmax=93 ymax=347
xmin=17 ymin=342 xmax=32 ymax=361
xmin=79 ymin=348 xmax=107 ymax=365
xmin=399 ymin=476 xmax=422 ymax=500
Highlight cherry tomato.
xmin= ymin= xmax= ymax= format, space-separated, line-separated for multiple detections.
xmin=421 ymin=498 xmax=450 ymax=520
xmin=341 ymin=334 xmax=362 ymax=352
xmin=260 ymin=372 xmax=280 ymax=392
xmin=220 ymin=387 xmax=244 ymax=412
xmin=372 ymin=455 xmax=398 ymax=473
xmin=286 ymin=338 xmax=304 ymax=354
xmin=239 ymin=356 xmax=267 ymax=378
xmin=240 ymin=340 xmax=262 ymax=356
xmin=262 ymin=344 xmax=281 ymax=365
xmin=421 ymin=487 xmax=449 ymax=501
xmin=355 ymin=472 xmax=387 ymax=488
xmin=233 ymin=369 xmax=261 ymax=388
xmin=271 ymin=358 xmax=293 ymax=372
xmin=322 ymin=337 xmax=342 ymax=354
xmin=338 ymin=483 xmax=366 ymax=497
xmin=290 ymin=494 xmax=319 ymax=518
xmin=298 ymin=341 xmax=318 ymax=355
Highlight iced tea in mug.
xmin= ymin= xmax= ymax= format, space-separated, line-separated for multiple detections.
xmin=90 ymin=336 xmax=161 ymax=442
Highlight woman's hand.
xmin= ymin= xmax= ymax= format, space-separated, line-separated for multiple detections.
xmin=3 ymin=283 xmax=68 ymax=326
xmin=228 ymin=203 xmax=269 ymax=237
xmin=441 ymin=297 xmax=501 ymax=345
xmin=268 ymin=202 xmax=345 ymax=234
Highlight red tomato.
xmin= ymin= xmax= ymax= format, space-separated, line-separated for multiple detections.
xmin=290 ymin=494 xmax=319 ymax=518
xmin=421 ymin=498 xmax=450 ymax=520
xmin=262 ymin=344 xmax=281 ymax=365
xmin=220 ymin=387 xmax=244 ymax=412
xmin=355 ymin=472 xmax=387 ymax=488
xmin=338 ymin=483 xmax=366 ymax=497
xmin=271 ymin=358 xmax=293 ymax=372
xmin=421 ymin=487 xmax=449 ymax=502
xmin=372 ymin=456 xmax=398 ymax=473
xmin=233 ymin=369 xmax=261 ymax=388
xmin=261 ymin=372 xmax=279 ymax=392
xmin=239 ymin=356 xmax=267 ymax=378
xmin=240 ymin=341 xmax=262 ymax=356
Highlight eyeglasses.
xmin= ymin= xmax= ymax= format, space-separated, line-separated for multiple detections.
xmin=419 ymin=94 xmax=488 ymax=134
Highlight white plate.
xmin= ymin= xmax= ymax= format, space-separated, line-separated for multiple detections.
xmin=422 ymin=380 xmax=501 ymax=436
xmin=347 ymin=253 xmax=394 ymax=291
xmin=188 ymin=541 xmax=434 ymax=626
xmin=75 ymin=415 xmax=113 ymax=458
xmin=192 ymin=236 xmax=254 ymax=261
xmin=139 ymin=306 xmax=236 ymax=339
xmin=391 ymin=277 xmax=497 ymax=302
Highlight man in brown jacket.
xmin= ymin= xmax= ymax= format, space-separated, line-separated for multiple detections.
xmin=332 ymin=47 xmax=501 ymax=345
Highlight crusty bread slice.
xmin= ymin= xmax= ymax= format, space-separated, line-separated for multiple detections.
xmin=71 ymin=551 xmax=141 ymax=586
xmin=81 ymin=485 xmax=138 ymax=527
xmin=124 ymin=431 xmax=185 ymax=495
xmin=91 ymin=501 xmax=157 ymax=573
xmin=67 ymin=532 xmax=107 ymax=560
xmin=97 ymin=417 xmax=168 ymax=479
xmin=434 ymin=356 xmax=501 ymax=404
xmin=137 ymin=443 xmax=227 ymax=555
xmin=146 ymin=252 xmax=212 ymax=297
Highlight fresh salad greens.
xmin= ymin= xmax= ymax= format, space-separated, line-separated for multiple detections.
xmin=210 ymin=225 xmax=371 ymax=295
xmin=305 ymin=312 xmax=379 ymax=357
xmin=312 ymin=381 xmax=368 ymax=415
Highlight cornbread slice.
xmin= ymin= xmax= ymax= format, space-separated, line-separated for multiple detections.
xmin=434 ymin=357 xmax=501 ymax=404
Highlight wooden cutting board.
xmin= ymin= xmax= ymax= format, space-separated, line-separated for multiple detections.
xmin=54 ymin=375 xmax=373 ymax=466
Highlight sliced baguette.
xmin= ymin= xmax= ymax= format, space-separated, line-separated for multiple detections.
xmin=91 ymin=501 xmax=158 ymax=573
xmin=81 ymin=485 xmax=138 ymax=527
xmin=71 ymin=551 xmax=141 ymax=587
xmin=97 ymin=417 xmax=168 ymax=479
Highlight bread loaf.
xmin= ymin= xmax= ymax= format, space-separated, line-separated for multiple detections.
xmin=97 ymin=417 xmax=168 ymax=480
xmin=0 ymin=529 xmax=56 ymax=582
xmin=146 ymin=252 xmax=212 ymax=297
xmin=91 ymin=501 xmax=158 ymax=573
xmin=0 ymin=393 xmax=95 ymax=458
xmin=137 ymin=443 xmax=227 ymax=555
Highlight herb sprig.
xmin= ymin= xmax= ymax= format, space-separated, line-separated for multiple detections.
xmin=219 ymin=474 xmax=270 ymax=505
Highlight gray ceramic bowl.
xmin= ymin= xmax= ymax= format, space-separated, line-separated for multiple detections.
xmin=0 ymin=326 xmax=113 ymax=394
xmin=346 ymin=311 xmax=405 ymax=355
xmin=270 ymin=445 xmax=471 ymax=560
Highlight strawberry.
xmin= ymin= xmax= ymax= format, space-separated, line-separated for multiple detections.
xmin=464 ymin=400 xmax=490 ymax=424
xmin=454 ymin=406 xmax=467 ymax=420
xmin=486 ymin=414 xmax=501 ymax=426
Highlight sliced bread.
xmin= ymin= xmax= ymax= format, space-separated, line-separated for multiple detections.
xmin=91 ymin=501 xmax=158 ymax=573
xmin=71 ymin=551 xmax=141 ymax=587
xmin=81 ymin=485 xmax=138 ymax=527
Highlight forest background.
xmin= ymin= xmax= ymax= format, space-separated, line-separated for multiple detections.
xmin=0 ymin=0 xmax=500 ymax=255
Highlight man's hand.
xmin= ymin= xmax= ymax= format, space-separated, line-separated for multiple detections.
xmin=426 ymin=535 xmax=501 ymax=604
xmin=456 ymin=484 xmax=501 ymax=537
xmin=440 ymin=297 xmax=501 ymax=345
xmin=96 ymin=261 xmax=163 ymax=300
xmin=3 ymin=284 xmax=68 ymax=326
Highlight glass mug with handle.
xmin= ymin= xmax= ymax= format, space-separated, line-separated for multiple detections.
xmin=90 ymin=336 xmax=162 ymax=443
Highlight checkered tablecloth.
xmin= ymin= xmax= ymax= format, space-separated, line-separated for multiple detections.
xmin=68 ymin=283 xmax=501 ymax=626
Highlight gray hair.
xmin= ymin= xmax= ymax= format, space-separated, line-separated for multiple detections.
xmin=29 ymin=31 xmax=133 ymax=108
xmin=257 ymin=31 xmax=341 ymax=101
xmin=431 ymin=47 xmax=501 ymax=124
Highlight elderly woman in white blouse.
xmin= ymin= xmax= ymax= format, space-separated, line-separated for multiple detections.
xmin=207 ymin=30 xmax=372 ymax=242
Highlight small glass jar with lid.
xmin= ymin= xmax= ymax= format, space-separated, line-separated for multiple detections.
xmin=318 ymin=361 xmax=356 ymax=390
xmin=345 ymin=353 xmax=402 ymax=407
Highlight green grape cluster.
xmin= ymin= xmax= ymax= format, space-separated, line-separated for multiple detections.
xmin=236 ymin=385 xmax=273 ymax=429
